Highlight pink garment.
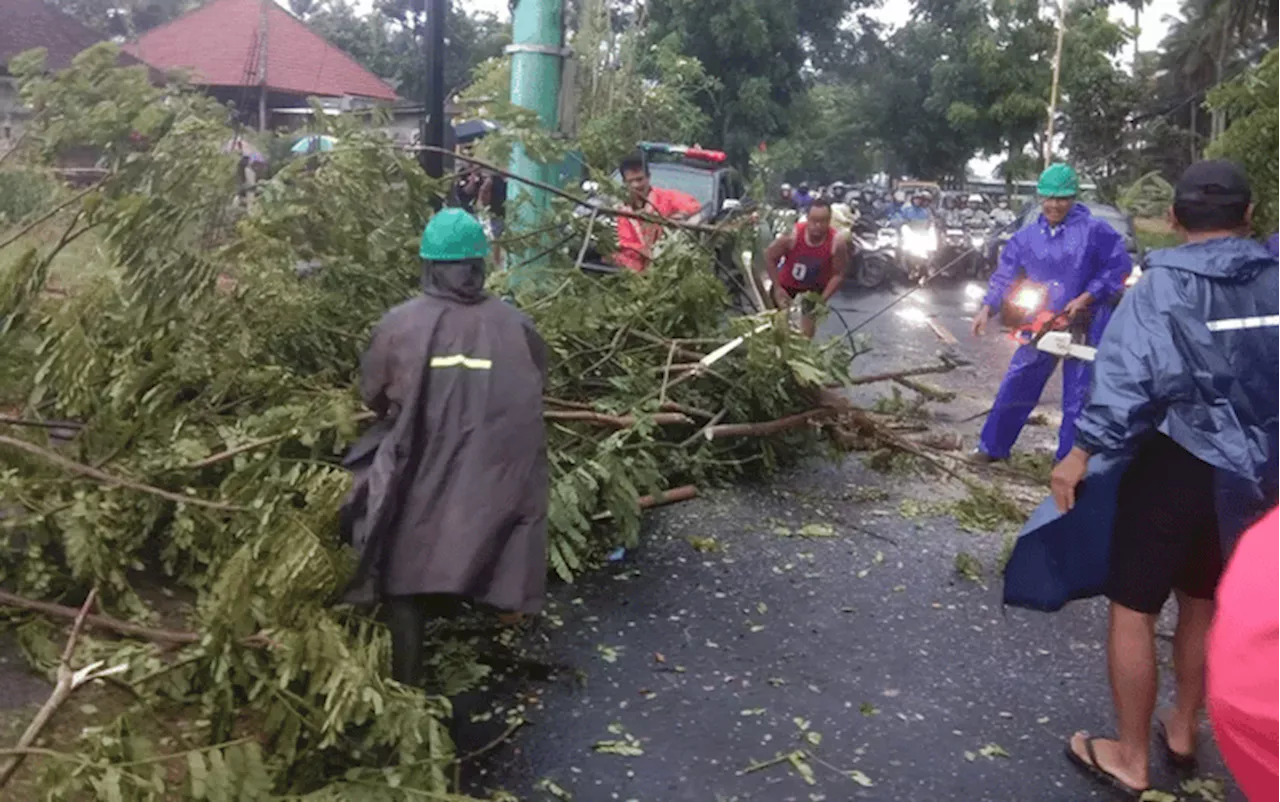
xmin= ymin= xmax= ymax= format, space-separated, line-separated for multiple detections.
xmin=1208 ymin=508 xmax=1279 ymax=801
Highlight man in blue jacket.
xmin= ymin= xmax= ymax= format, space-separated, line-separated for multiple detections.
xmin=970 ymin=163 xmax=1132 ymax=462
xmin=1051 ymin=160 xmax=1278 ymax=797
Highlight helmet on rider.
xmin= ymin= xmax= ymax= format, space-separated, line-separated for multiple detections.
xmin=967 ymin=194 xmax=983 ymax=206
xmin=997 ymin=198 xmax=1009 ymax=208
xmin=830 ymin=181 xmax=846 ymax=201
xmin=894 ymin=190 xmax=906 ymax=203
xmin=798 ymin=182 xmax=810 ymax=193
xmin=781 ymin=182 xmax=792 ymax=191
xmin=912 ymin=189 xmax=932 ymax=205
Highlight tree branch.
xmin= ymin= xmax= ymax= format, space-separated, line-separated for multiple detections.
xmin=0 ymin=435 xmax=246 ymax=511
xmin=0 ymin=590 xmax=273 ymax=649
xmin=0 ymin=587 xmax=97 ymax=789
xmin=542 ymin=410 xmax=694 ymax=428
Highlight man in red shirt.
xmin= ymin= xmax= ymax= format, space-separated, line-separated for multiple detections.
xmin=764 ymin=197 xmax=852 ymax=337
xmin=612 ymin=153 xmax=703 ymax=272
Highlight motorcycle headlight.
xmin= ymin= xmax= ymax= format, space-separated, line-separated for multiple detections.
xmin=902 ymin=228 xmax=936 ymax=256
xmin=970 ymin=235 xmax=985 ymax=249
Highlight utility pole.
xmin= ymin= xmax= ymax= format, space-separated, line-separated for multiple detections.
xmin=420 ymin=0 xmax=447 ymax=182
xmin=507 ymin=0 xmax=565 ymax=272
xmin=256 ymin=0 xmax=269 ymax=132
xmin=1044 ymin=0 xmax=1067 ymax=167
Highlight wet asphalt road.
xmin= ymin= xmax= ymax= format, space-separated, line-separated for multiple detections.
xmin=459 ymin=281 xmax=1239 ymax=801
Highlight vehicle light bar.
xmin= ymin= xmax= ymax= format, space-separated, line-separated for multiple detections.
xmin=638 ymin=142 xmax=728 ymax=163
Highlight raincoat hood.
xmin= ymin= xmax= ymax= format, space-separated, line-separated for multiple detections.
xmin=1145 ymin=236 xmax=1273 ymax=281
xmin=422 ymin=260 xmax=487 ymax=304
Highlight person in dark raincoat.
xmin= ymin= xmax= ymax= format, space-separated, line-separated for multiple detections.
xmin=1048 ymin=160 xmax=1278 ymax=797
xmin=970 ymin=163 xmax=1132 ymax=462
xmin=343 ymin=208 xmax=549 ymax=686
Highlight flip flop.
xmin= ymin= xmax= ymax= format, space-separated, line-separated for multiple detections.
xmin=1064 ymin=733 xmax=1149 ymax=799
xmin=1155 ymin=712 xmax=1198 ymax=772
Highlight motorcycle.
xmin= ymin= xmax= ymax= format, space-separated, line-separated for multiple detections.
xmin=898 ymin=219 xmax=938 ymax=283
xmin=849 ymin=218 xmax=893 ymax=289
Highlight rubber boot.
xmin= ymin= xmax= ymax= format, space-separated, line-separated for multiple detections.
xmin=387 ymin=595 xmax=426 ymax=687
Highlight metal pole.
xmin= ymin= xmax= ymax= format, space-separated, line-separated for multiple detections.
xmin=1044 ymin=0 xmax=1067 ymax=167
xmin=507 ymin=0 xmax=564 ymax=273
xmin=256 ymin=0 xmax=269 ymax=132
xmin=420 ymin=0 xmax=447 ymax=182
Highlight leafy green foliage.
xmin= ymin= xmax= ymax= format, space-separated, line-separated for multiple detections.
xmin=1207 ymin=48 xmax=1278 ymax=236
xmin=0 ymin=42 xmax=852 ymax=799
xmin=0 ymin=167 xmax=60 ymax=225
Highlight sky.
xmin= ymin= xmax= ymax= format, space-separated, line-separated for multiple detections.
xmin=452 ymin=0 xmax=1183 ymax=51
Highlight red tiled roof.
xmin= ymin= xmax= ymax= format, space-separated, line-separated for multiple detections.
xmin=1 ymin=0 xmax=149 ymax=73
xmin=125 ymin=0 xmax=397 ymax=101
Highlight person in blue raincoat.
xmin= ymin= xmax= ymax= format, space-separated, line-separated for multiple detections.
xmin=969 ymin=164 xmax=1131 ymax=462
xmin=1048 ymin=160 xmax=1278 ymax=797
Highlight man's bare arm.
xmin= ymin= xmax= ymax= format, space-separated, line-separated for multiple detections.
xmin=822 ymin=233 xmax=852 ymax=301
xmin=764 ymin=233 xmax=794 ymax=281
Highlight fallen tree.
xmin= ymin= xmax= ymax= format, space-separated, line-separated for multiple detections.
xmin=0 ymin=46 xmax=863 ymax=800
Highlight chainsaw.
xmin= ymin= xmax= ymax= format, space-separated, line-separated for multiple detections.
xmin=999 ymin=279 xmax=1097 ymax=363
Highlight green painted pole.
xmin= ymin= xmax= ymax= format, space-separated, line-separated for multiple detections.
xmin=507 ymin=0 xmax=564 ymax=274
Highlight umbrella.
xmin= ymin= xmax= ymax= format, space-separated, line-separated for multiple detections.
xmin=291 ymin=135 xmax=337 ymax=155
xmin=453 ymin=119 xmax=499 ymax=144
xmin=1002 ymin=454 xmax=1130 ymax=612
xmin=1208 ymin=508 xmax=1279 ymax=802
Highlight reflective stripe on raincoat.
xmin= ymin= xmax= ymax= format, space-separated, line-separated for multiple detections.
xmin=982 ymin=203 xmax=1130 ymax=312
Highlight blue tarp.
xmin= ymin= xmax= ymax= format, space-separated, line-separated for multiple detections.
xmin=1002 ymin=455 xmax=1130 ymax=612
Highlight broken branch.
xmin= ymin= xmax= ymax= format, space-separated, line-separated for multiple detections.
xmin=0 ymin=435 xmax=246 ymax=512
xmin=848 ymin=360 xmax=961 ymax=386
xmin=543 ymin=410 xmax=693 ymax=428
xmin=0 ymin=591 xmax=273 ymax=649
xmin=0 ymin=587 xmax=99 ymax=789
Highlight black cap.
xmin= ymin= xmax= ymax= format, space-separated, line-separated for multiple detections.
xmin=1175 ymin=160 xmax=1251 ymax=206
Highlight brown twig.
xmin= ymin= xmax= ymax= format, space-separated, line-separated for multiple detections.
xmin=628 ymin=329 xmax=708 ymax=362
xmin=542 ymin=411 xmax=693 ymax=428
xmin=679 ymin=407 xmax=728 ymax=448
xmin=455 ymin=718 xmax=528 ymax=764
xmin=703 ymin=408 xmax=832 ymax=440
xmin=592 ymin=485 xmax=699 ymax=521
xmin=0 ymin=588 xmax=98 ymax=789
xmin=848 ymin=360 xmax=961 ymax=387
xmin=0 ymin=434 xmax=246 ymax=511
xmin=659 ymin=401 xmax=715 ymax=420
xmin=658 ymin=341 xmax=678 ymax=406
xmin=542 ymin=396 xmax=595 ymax=410
xmin=892 ymin=376 xmax=956 ymax=402
xmin=0 ymin=590 xmax=274 ymax=649
xmin=0 ymin=416 xmax=83 ymax=431
xmin=179 ymin=435 xmax=287 ymax=470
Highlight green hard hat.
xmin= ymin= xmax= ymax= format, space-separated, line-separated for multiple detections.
xmin=419 ymin=208 xmax=490 ymax=261
xmin=1037 ymin=163 xmax=1079 ymax=198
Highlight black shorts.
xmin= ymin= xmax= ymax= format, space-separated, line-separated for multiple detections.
xmin=1104 ymin=435 xmax=1222 ymax=614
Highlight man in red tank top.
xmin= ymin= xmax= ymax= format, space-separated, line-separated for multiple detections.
xmin=764 ymin=197 xmax=852 ymax=337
